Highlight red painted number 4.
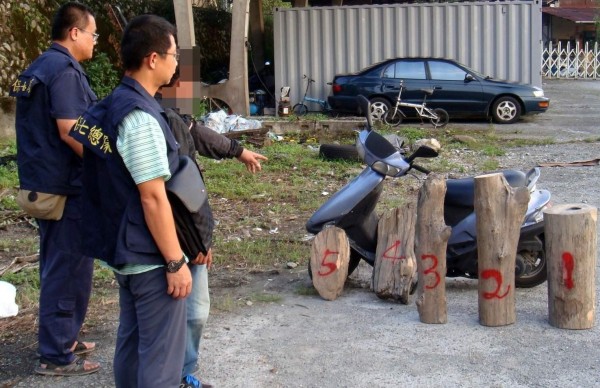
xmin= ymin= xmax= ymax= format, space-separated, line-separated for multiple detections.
xmin=318 ymin=248 xmax=338 ymax=277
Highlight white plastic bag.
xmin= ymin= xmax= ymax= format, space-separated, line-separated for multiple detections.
xmin=0 ymin=280 xmax=18 ymax=318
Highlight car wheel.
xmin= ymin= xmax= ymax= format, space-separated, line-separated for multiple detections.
xmin=492 ymin=96 xmax=521 ymax=124
xmin=369 ymin=97 xmax=390 ymax=122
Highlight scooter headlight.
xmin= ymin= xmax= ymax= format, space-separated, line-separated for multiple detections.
xmin=372 ymin=161 xmax=400 ymax=176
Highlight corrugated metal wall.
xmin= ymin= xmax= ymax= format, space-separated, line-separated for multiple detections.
xmin=273 ymin=1 xmax=542 ymax=109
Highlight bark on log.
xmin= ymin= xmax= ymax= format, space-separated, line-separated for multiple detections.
xmin=415 ymin=174 xmax=451 ymax=324
xmin=544 ymin=203 xmax=597 ymax=329
xmin=475 ymin=173 xmax=530 ymax=327
xmin=310 ymin=226 xmax=350 ymax=301
xmin=372 ymin=203 xmax=417 ymax=304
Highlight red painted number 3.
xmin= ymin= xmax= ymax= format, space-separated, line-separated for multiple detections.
xmin=421 ymin=254 xmax=441 ymax=289
xmin=481 ymin=269 xmax=510 ymax=299
xmin=318 ymin=248 xmax=338 ymax=277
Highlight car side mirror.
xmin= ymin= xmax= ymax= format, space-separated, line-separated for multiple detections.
xmin=465 ymin=73 xmax=475 ymax=82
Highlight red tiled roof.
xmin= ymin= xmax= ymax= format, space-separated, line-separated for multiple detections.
xmin=542 ymin=7 xmax=600 ymax=23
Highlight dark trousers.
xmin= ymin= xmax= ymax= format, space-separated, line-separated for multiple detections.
xmin=114 ymin=268 xmax=186 ymax=388
xmin=37 ymin=195 xmax=94 ymax=365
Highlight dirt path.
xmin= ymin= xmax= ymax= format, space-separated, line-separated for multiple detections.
xmin=4 ymin=79 xmax=600 ymax=388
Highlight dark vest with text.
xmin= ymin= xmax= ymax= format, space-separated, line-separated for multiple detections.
xmin=10 ymin=43 xmax=97 ymax=195
xmin=71 ymin=77 xmax=179 ymax=267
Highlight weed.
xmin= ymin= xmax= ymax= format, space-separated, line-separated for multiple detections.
xmin=249 ymin=292 xmax=283 ymax=303
xmin=295 ymin=284 xmax=318 ymax=296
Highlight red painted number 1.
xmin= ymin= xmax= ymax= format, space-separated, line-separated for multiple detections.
xmin=318 ymin=248 xmax=338 ymax=276
xmin=562 ymin=252 xmax=575 ymax=290
xmin=421 ymin=254 xmax=441 ymax=289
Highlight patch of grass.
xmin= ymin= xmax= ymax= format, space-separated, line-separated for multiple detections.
xmin=212 ymin=237 xmax=309 ymax=268
xmin=211 ymin=292 xmax=238 ymax=312
xmin=0 ymin=235 xmax=38 ymax=254
xmin=249 ymin=292 xmax=283 ymax=303
xmin=479 ymin=158 xmax=500 ymax=172
xmin=1 ymin=266 xmax=39 ymax=310
xmin=295 ymin=284 xmax=318 ymax=296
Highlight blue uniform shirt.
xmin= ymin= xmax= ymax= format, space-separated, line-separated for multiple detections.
xmin=10 ymin=43 xmax=97 ymax=195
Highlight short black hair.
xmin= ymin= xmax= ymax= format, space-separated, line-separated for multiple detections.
xmin=121 ymin=15 xmax=177 ymax=72
xmin=51 ymin=2 xmax=95 ymax=41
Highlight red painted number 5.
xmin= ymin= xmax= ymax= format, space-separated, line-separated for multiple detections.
xmin=318 ymin=248 xmax=338 ymax=276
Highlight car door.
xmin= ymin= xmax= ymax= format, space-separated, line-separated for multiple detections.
xmin=380 ymin=59 xmax=431 ymax=111
xmin=425 ymin=60 xmax=485 ymax=117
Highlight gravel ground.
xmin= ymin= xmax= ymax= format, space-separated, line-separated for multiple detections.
xmin=11 ymin=79 xmax=600 ymax=388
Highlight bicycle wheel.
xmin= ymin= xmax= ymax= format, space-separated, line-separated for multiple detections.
xmin=430 ymin=108 xmax=449 ymax=128
xmin=384 ymin=108 xmax=404 ymax=126
xmin=293 ymin=103 xmax=308 ymax=116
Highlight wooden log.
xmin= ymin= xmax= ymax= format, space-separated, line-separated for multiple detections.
xmin=544 ymin=203 xmax=597 ymax=329
xmin=415 ymin=174 xmax=452 ymax=324
xmin=310 ymin=226 xmax=350 ymax=301
xmin=475 ymin=173 xmax=530 ymax=327
xmin=372 ymin=203 xmax=417 ymax=304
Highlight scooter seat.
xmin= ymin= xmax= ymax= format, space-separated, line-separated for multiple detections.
xmin=445 ymin=170 xmax=527 ymax=208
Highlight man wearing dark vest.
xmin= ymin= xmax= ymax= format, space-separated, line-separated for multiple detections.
xmin=10 ymin=2 xmax=100 ymax=376
xmin=70 ymin=15 xmax=190 ymax=387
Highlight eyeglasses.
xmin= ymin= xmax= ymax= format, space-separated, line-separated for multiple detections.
xmin=72 ymin=27 xmax=99 ymax=42
xmin=162 ymin=50 xmax=180 ymax=62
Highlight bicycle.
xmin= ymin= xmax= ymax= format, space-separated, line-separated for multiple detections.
xmin=293 ymin=75 xmax=335 ymax=116
xmin=383 ymin=80 xmax=449 ymax=128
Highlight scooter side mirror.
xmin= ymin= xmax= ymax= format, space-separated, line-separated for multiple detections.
xmin=356 ymin=95 xmax=372 ymax=129
xmin=405 ymin=145 xmax=439 ymax=164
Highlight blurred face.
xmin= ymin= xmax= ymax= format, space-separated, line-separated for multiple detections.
xmin=73 ymin=14 xmax=97 ymax=61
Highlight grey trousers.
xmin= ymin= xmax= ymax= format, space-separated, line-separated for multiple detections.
xmin=114 ymin=268 xmax=187 ymax=388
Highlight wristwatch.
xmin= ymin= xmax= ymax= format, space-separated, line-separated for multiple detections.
xmin=166 ymin=255 xmax=187 ymax=273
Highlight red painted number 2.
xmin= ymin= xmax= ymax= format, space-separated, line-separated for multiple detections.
xmin=318 ymin=248 xmax=338 ymax=277
xmin=481 ymin=269 xmax=510 ymax=299
xmin=421 ymin=254 xmax=441 ymax=289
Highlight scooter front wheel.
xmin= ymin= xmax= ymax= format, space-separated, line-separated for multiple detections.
xmin=515 ymin=248 xmax=547 ymax=288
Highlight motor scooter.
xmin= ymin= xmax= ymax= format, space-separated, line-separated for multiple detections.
xmin=306 ymin=96 xmax=551 ymax=288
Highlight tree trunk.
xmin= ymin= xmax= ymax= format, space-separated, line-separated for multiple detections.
xmin=372 ymin=203 xmax=417 ymax=304
xmin=310 ymin=226 xmax=350 ymax=301
xmin=415 ymin=174 xmax=451 ymax=324
xmin=544 ymin=203 xmax=597 ymax=329
xmin=475 ymin=173 xmax=530 ymax=327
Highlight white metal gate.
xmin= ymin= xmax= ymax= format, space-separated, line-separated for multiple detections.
xmin=542 ymin=41 xmax=600 ymax=79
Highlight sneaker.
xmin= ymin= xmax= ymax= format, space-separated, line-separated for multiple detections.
xmin=180 ymin=374 xmax=214 ymax=388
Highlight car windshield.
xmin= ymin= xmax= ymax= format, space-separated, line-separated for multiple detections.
xmin=457 ymin=61 xmax=491 ymax=79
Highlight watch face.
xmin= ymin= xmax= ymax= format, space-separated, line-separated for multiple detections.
xmin=167 ymin=258 xmax=184 ymax=273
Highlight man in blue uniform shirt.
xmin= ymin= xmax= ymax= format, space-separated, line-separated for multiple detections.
xmin=71 ymin=15 xmax=191 ymax=388
xmin=10 ymin=2 xmax=100 ymax=376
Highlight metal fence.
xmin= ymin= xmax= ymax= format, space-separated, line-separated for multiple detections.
xmin=542 ymin=41 xmax=600 ymax=79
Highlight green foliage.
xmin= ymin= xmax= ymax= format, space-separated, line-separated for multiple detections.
xmin=83 ymin=52 xmax=120 ymax=99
